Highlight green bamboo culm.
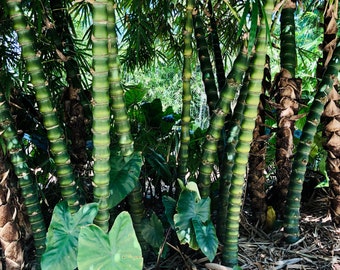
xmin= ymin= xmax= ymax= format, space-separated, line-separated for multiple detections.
xmin=0 ymin=92 xmax=46 ymax=263
xmin=91 ymin=0 xmax=111 ymax=232
xmin=222 ymin=0 xmax=274 ymax=266
xmin=107 ymin=2 xmax=134 ymax=157
xmin=6 ymin=0 xmax=80 ymax=213
xmin=216 ymin=57 xmax=249 ymax=241
xmin=193 ymin=11 xmax=219 ymax=113
xmin=177 ymin=0 xmax=194 ymax=181
xmin=197 ymin=46 xmax=249 ymax=199
xmin=284 ymin=44 xmax=340 ymax=243
xmin=280 ymin=0 xmax=297 ymax=77
xmin=207 ymin=0 xmax=226 ymax=91
xmin=107 ymin=1 xmax=148 ymax=254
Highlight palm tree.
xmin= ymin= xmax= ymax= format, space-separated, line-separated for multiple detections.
xmin=319 ymin=2 xmax=339 ymax=225
xmin=1 ymin=0 xmax=340 ymax=268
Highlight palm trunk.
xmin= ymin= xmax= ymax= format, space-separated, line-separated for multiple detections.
xmin=107 ymin=1 xmax=148 ymax=254
xmin=207 ymin=0 xmax=226 ymax=91
xmin=91 ymin=0 xmax=111 ymax=232
xmin=222 ymin=0 xmax=274 ymax=266
xmin=246 ymin=55 xmax=271 ymax=226
xmin=216 ymin=53 xmax=249 ymax=241
xmin=193 ymin=10 xmax=219 ymax=113
xmin=0 ymin=91 xmax=46 ymax=264
xmin=270 ymin=0 xmax=300 ymax=219
xmin=320 ymin=3 xmax=339 ymax=224
xmin=177 ymin=0 xmax=194 ymax=181
xmin=197 ymin=44 xmax=249 ymax=199
xmin=6 ymin=0 xmax=80 ymax=213
xmin=50 ymin=0 xmax=90 ymax=168
xmin=284 ymin=44 xmax=340 ymax=243
xmin=0 ymin=145 xmax=24 ymax=269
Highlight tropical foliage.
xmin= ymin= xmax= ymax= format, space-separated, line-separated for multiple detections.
xmin=0 ymin=0 xmax=339 ymax=269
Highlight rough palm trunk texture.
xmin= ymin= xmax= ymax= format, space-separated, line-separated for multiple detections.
xmin=247 ymin=55 xmax=271 ymax=226
xmin=320 ymin=3 xmax=340 ymax=224
xmin=0 ymin=150 xmax=24 ymax=269
xmin=271 ymin=69 xmax=301 ymax=219
xmin=270 ymin=0 xmax=300 ymax=220
xmin=284 ymin=45 xmax=340 ymax=243
xmin=323 ymin=84 xmax=340 ymax=224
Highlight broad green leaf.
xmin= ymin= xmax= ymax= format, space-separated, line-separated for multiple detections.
xmin=192 ymin=218 xmax=218 ymax=262
xmin=162 ymin=195 xmax=176 ymax=228
xmin=41 ymin=202 xmax=98 ymax=270
xmin=124 ymin=83 xmax=147 ymax=107
xmin=145 ymin=148 xmax=172 ymax=183
xmin=108 ymin=152 xmax=142 ymax=208
xmin=173 ymin=190 xmax=210 ymax=249
xmin=186 ymin=181 xmax=201 ymax=201
xmin=141 ymin=212 xmax=164 ymax=249
xmin=77 ymin=211 xmax=143 ymax=270
xmin=176 ymin=222 xmax=199 ymax=250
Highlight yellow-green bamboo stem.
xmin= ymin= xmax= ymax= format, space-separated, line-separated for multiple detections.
xmin=197 ymin=49 xmax=249 ymax=199
xmin=6 ymin=0 xmax=79 ymax=213
xmin=284 ymin=45 xmax=340 ymax=242
xmin=107 ymin=1 xmax=147 ymax=254
xmin=193 ymin=11 xmax=219 ymax=113
xmin=222 ymin=0 xmax=274 ymax=266
xmin=91 ymin=0 xmax=111 ymax=232
xmin=178 ymin=0 xmax=194 ymax=181
xmin=0 ymin=92 xmax=46 ymax=263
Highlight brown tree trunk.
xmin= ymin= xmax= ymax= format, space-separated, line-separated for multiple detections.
xmin=0 ymin=146 xmax=26 ymax=269
xmin=269 ymin=69 xmax=301 ymax=219
xmin=319 ymin=3 xmax=340 ymax=225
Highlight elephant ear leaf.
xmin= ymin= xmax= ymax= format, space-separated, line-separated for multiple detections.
xmin=41 ymin=202 xmax=98 ymax=270
xmin=192 ymin=217 xmax=218 ymax=262
xmin=77 ymin=211 xmax=143 ymax=270
xmin=108 ymin=152 xmax=143 ymax=208
xmin=173 ymin=189 xmax=210 ymax=250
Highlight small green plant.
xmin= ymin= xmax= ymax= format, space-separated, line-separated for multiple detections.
xmin=163 ymin=180 xmax=218 ymax=262
xmin=41 ymin=202 xmax=143 ymax=270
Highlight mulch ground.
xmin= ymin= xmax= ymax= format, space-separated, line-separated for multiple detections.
xmin=149 ymin=193 xmax=340 ymax=270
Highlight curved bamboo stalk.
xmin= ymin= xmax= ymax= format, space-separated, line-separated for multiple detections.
xmin=177 ymin=0 xmax=194 ymax=181
xmin=193 ymin=11 xmax=219 ymax=113
xmin=0 ymin=92 xmax=46 ymax=263
xmin=6 ymin=0 xmax=80 ymax=213
xmin=216 ymin=57 xmax=249 ymax=241
xmin=197 ymin=43 xmax=249 ymax=199
xmin=284 ymin=44 xmax=340 ymax=243
xmin=207 ymin=0 xmax=226 ymax=91
xmin=91 ymin=0 xmax=111 ymax=232
xmin=222 ymin=0 xmax=274 ymax=266
xmin=107 ymin=1 xmax=148 ymax=254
